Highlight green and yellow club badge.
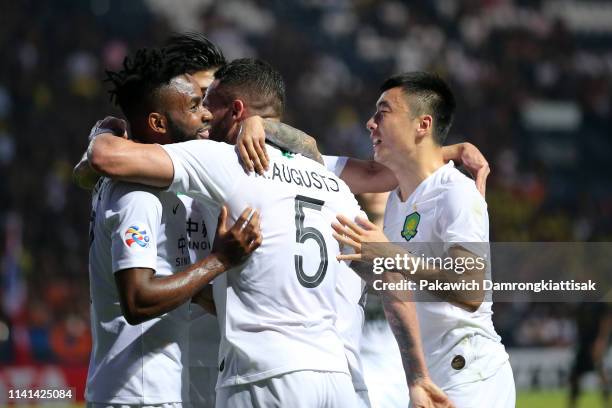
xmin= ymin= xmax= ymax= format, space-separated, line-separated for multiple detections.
xmin=401 ymin=212 xmax=420 ymax=241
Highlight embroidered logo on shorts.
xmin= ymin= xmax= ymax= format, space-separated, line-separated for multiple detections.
xmin=401 ymin=212 xmax=420 ymax=241
xmin=124 ymin=225 xmax=150 ymax=248
xmin=451 ymin=355 xmax=466 ymax=370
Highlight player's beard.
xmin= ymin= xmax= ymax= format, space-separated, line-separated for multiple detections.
xmin=209 ymin=112 xmax=237 ymax=143
xmin=166 ymin=116 xmax=198 ymax=142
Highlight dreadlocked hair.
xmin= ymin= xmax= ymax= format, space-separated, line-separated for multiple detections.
xmin=105 ymin=47 xmax=188 ymax=120
xmin=164 ymin=32 xmax=226 ymax=73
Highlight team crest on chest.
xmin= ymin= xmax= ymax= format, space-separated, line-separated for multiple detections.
xmin=401 ymin=212 xmax=420 ymax=241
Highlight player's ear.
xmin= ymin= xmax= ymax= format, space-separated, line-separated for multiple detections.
xmin=148 ymin=112 xmax=167 ymax=134
xmin=416 ymin=114 xmax=432 ymax=141
xmin=231 ymin=100 xmax=246 ymax=120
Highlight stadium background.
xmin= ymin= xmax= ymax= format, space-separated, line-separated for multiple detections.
xmin=0 ymin=0 xmax=611 ymax=406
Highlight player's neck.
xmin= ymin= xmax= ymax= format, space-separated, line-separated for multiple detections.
xmin=393 ymin=145 xmax=445 ymax=202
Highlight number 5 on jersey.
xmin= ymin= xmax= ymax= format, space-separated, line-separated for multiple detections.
xmin=294 ymin=195 xmax=328 ymax=288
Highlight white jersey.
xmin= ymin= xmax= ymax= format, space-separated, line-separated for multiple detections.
xmin=323 ymin=155 xmax=368 ymax=392
xmin=186 ymin=201 xmax=222 ymax=369
xmin=86 ymin=178 xmax=212 ymax=404
xmin=161 ymin=140 xmax=365 ymax=389
xmin=383 ymin=161 xmax=509 ymax=390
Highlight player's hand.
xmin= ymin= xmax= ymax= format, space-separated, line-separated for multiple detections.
xmin=192 ymin=284 xmax=216 ymax=315
xmin=458 ymin=142 xmax=489 ymax=197
xmin=236 ymin=115 xmax=269 ymax=175
xmin=409 ymin=377 xmax=455 ymax=408
xmin=212 ymin=206 xmax=262 ymax=268
xmin=332 ymin=214 xmax=389 ymax=262
xmin=89 ymin=116 xmax=128 ymax=141
xmin=75 ymin=116 xmax=128 ymax=190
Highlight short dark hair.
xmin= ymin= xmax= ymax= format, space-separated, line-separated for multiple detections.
xmin=380 ymin=72 xmax=456 ymax=145
xmin=164 ymin=32 xmax=226 ymax=73
xmin=106 ymin=47 xmax=187 ymax=121
xmin=214 ymin=58 xmax=285 ymax=118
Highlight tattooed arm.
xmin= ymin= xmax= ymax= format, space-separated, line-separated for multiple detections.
xmin=262 ymin=120 xmax=323 ymax=164
xmin=344 ymin=263 xmax=431 ymax=385
xmin=381 ymin=272 xmax=454 ymax=407
xmin=344 ymin=264 xmax=453 ymax=406
xmin=380 ymin=271 xmax=428 ymax=384
xmin=236 ymin=116 xmax=323 ymax=173
xmin=348 ymin=259 xmax=434 ymax=384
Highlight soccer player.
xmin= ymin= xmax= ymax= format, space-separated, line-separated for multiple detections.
xmin=75 ymin=33 xmax=324 ymax=407
xmin=85 ymin=47 xmax=262 ymax=407
xmin=203 ymin=58 xmax=374 ymax=408
xmin=165 ymin=35 xmax=319 ymax=408
xmin=72 ymin=32 xmax=228 ymax=189
xmin=333 ymin=72 xmax=514 ymax=407
xmin=163 ymin=32 xmax=227 ymax=408
xmin=164 ymin=32 xmax=226 ymax=98
xmin=86 ymin=58 xmax=373 ymax=407
xmin=75 ymin=33 xmax=229 ymax=408
xmin=234 ymin=100 xmax=488 ymax=408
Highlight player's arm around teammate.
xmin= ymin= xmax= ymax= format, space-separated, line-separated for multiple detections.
xmin=87 ymin=131 xmax=184 ymax=186
xmin=232 ymin=117 xmax=489 ymax=195
xmin=85 ymin=117 xmax=317 ymax=189
xmin=75 ymin=114 xmax=319 ymax=190
xmin=117 ymin=205 xmax=261 ymax=324
xmin=334 ymin=142 xmax=489 ymax=195
xmin=233 ymin=116 xmax=323 ymax=174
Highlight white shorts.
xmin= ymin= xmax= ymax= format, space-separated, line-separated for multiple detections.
xmin=189 ymin=366 xmax=217 ymax=408
xmin=216 ymin=371 xmax=357 ymax=408
xmin=442 ymin=361 xmax=516 ymax=408
xmin=87 ymin=403 xmax=182 ymax=408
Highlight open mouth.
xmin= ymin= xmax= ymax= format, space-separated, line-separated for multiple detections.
xmin=372 ymin=138 xmax=381 ymax=148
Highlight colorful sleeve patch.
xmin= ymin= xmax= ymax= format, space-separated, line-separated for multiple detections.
xmin=124 ymin=225 xmax=151 ymax=248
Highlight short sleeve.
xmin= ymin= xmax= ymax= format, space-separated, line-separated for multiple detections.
xmin=438 ymin=183 xmax=489 ymax=257
xmin=322 ymin=155 xmax=348 ymax=177
xmin=106 ymin=186 xmax=162 ymax=273
xmin=161 ymin=140 xmax=243 ymax=206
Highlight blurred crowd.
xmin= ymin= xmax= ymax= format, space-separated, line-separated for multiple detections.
xmin=1 ymin=0 xmax=611 ymax=364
